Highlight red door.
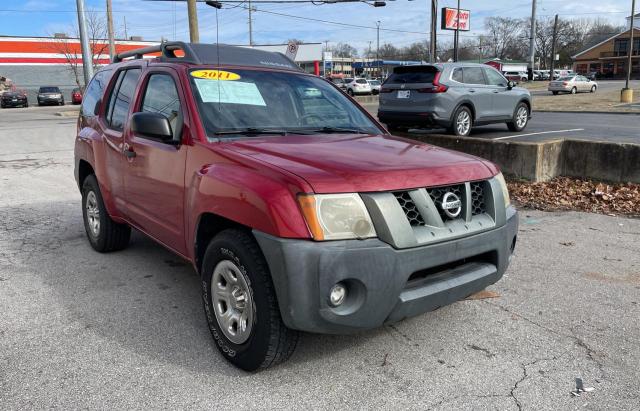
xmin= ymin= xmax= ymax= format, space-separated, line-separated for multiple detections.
xmin=122 ymin=67 xmax=189 ymax=256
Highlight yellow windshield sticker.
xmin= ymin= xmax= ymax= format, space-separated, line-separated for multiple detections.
xmin=191 ymin=70 xmax=240 ymax=81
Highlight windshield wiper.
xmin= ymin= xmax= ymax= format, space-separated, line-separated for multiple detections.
xmin=214 ymin=127 xmax=288 ymax=136
xmin=307 ymin=126 xmax=367 ymax=134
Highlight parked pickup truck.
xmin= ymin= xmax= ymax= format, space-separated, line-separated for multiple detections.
xmin=74 ymin=42 xmax=518 ymax=371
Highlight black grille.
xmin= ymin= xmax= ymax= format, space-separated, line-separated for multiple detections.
xmin=470 ymin=182 xmax=486 ymax=215
xmin=427 ymin=184 xmax=464 ymax=221
xmin=394 ymin=192 xmax=425 ymax=226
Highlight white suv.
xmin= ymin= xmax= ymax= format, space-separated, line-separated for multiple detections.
xmin=344 ymin=78 xmax=372 ymax=96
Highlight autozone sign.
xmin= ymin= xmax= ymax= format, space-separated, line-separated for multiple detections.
xmin=441 ymin=7 xmax=470 ymax=31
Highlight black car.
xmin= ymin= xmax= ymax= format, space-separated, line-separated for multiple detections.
xmin=1 ymin=91 xmax=28 ymax=108
xmin=37 ymin=86 xmax=65 ymax=106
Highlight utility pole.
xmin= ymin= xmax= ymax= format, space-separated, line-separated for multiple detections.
xmin=376 ymin=21 xmax=380 ymax=77
xmin=248 ymin=0 xmax=254 ymax=45
xmin=622 ymin=0 xmax=636 ymax=102
xmin=550 ymin=14 xmax=558 ymax=80
xmin=106 ymin=0 xmax=116 ymax=62
xmin=528 ymin=0 xmax=537 ymax=81
xmin=187 ymin=0 xmax=199 ymax=43
xmin=453 ymin=0 xmax=460 ymax=62
xmin=75 ymin=0 xmax=94 ymax=86
xmin=429 ymin=0 xmax=437 ymax=63
xmin=123 ymin=16 xmax=128 ymax=39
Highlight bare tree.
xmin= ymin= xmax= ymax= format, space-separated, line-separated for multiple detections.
xmin=330 ymin=42 xmax=358 ymax=58
xmin=483 ymin=17 xmax=525 ymax=60
xmin=45 ymin=10 xmax=110 ymax=89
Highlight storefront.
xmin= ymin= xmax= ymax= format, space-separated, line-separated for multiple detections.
xmin=572 ymin=28 xmax=640 ymax=79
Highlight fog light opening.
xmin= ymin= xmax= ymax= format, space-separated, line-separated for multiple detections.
xmin=329 ymin=283 xmax=347 ymax=307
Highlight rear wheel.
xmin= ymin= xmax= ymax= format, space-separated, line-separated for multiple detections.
xmin=385 ymin=124 xmax=408 ymax=133
xmin=590 ymin=85 xmax=597 ymax=93
xmin=202 ymin=229 xmax=299 ymax=371
xmin=82 ymin=174 xmax=131 ymax=252
xmin=552 ymin=91 xmax=559 ymax=95
xmin=450 ymin=106 xmax=472 ymax=137
xmin=570 ymin=87 xmax=577 ymax=94
xmin=347 ymin=89 xmax=354 ymax=96
xmin=507 ymin=102 xmax=529 ymax=132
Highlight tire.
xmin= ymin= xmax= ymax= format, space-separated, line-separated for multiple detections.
xmin=347 ymin=89 xmax=354 ymax=96
xmin=570 ymin=87 xmax=577 ymax=94
xmin=81 ymin=174 xmax=131 ymax=252
xmin=201 ymin=229 xmax=299 ymax=371
xmin=59 ymin=100 xmax=65 ymax=106
xmin=450 ymin=105 xmax=473 ymax=137
xmin=507 ymin=102 xmax=529 ymax=132
xmin=552 ymin=91 xmax=559 ymax=95
xmin=385 ymin=123 xmax=408 ymax=133
xmin=590 ymin=85 xmax=596 ymax=93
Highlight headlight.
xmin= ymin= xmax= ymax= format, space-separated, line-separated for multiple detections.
xmin=495 ymin=172 xmax=511 ymax=208
xmin=298 ymin=193 xmax=376 ymax=240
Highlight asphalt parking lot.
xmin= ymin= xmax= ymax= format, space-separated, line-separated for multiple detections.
xmin=360 ymin=102 xmax=640 ymax=144
xmin=1 ymin=107 xmax=639 ymax=409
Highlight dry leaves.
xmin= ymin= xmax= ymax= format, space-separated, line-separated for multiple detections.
xmin=508 ymin=177 xmax=640 ymax=217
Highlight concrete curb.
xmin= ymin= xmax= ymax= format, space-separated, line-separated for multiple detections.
xmin=400 ymin=133 xmax=640 ymax=183
xmin=54 ymin=110 xmax=80 ymax=117
xmin=533 ymin=109 xmax=640 ymax=115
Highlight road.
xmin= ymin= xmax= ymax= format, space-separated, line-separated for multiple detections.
xmin=529 ymin=80 xmax=640 ymax=96
xmin=360 ymin=102 xmax=640 ymax=144
xmin=1 ymin=108 xmax=639 ymax=409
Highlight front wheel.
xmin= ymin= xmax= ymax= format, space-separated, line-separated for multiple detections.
xmin=590 ymin=85 xmax=597 ymax=93
xmin=347 ymin=89 xmax=354 ymax=96
xmin=552 ymin=91 xmax=559 ymax=95
xmin=507 ymin=102 xmax=529 ymax=132
xmin=82 ymin=174 xmax=131 ymax=252
xmin=202 ymin=229 xmax=299 ymax=371
xmin=450 ymin=106 xmax=472 ymax=136
xmin=570 ymin=87 xmax=577 ymax=94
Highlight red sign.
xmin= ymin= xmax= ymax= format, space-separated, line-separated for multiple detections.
xmin=441 ymin=7 xmax=470 ymax=31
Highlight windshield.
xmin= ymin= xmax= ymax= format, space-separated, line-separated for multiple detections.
xmin=558 ymin=76 xmax=574 ymax=81
xmin=189 ymin=69 xmax=381 ymax=138
xmin=356 ymin=79 xmax=368 ymax=84
xmin=40 ymin=87 xmax=60 ymax=93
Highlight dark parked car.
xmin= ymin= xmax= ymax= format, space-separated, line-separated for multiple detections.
xmin=37 ymin=86 xmax=64 ymax=106
xmin=1 ymin=91 xmax=28 ymax=108
xmin=71 ymin=88 xmax=83 ymax=105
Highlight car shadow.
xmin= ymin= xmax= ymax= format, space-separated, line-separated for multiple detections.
xmin=1 ymin=201 xmax=384 ymax=375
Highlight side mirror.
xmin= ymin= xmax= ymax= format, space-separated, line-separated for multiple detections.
xmin=507 ymin=81 xmax=516 ymax=90
xmin=130 ymin=112 xmax=175 ymax=144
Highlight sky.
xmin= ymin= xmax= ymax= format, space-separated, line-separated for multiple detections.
xmin=0 ymin=0 xmax=633 ymax=53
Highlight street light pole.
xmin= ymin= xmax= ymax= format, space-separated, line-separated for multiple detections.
xmin=429 ymin=0 xmax=437 ymax=63
xmin=528 ymin=0 xmax=537 ymax=81
xmin=454 ymin=0 xmax=460 ymax=62
xmin=75 ymin=0 xmax=94 ymax=86
xmin=376 ymin=21 xmax=380 ymax=77
xmin=626 ymin=0 xmax=636 ymax=90
xmin=106 ymin=0 xmax=116 ymax=62
xmin=187 ymin=0 xmax=199 ymax=43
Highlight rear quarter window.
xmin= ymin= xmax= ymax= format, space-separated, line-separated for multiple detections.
xmin=81 ymin=70 xmax=112 ymax=118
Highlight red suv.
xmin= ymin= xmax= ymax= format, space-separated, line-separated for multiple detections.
xmin=74 ymin=42 xmax=518 ymax=371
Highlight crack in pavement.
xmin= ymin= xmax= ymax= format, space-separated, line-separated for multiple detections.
xmin=483 ymin=300 xmax=606 ymax=380
xmin=509 ymin=356 xmax=558 ymax=411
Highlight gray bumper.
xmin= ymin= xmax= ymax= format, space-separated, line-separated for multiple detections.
xmin=254 ymin=207 xmax=518 ymax=334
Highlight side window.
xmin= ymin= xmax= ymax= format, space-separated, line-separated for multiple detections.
xmin=107 ymin=68 xmax=141 ymax=131
xmin=140 ymin=74 xmax=183 ymax=140
xmin=81 ymin=70 xmax=111 ymax=117
xmin=452 ymin=68 xmax=463 ymax=83
xmin=484 ymin=68 xmax=507 ymax=87
xmin=462 ymin=67 xmax=486 ymax=85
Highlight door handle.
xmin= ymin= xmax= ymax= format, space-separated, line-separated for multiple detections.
xmin=124 ymin=149 xmax=136 ymax=158
xmin=469 ymin=89 xmax=476 ymax=93
xmin=493 ymin=90 xmax=500 ymax=94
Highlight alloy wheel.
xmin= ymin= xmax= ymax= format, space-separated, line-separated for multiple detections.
xmin=456 ymin=110 xmax=471 ymax=135
xmin=515 ymin=106 xmax=528 ymax=128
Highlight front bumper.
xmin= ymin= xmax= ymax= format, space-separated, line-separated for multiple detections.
xmin=1 ymin=99 xmax=27 ymax=107
xmin=255 ymin=207 xmax=518 ymax=334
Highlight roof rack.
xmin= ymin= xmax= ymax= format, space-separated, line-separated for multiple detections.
xmin=113 ymin=41 xmax=301 ymax=72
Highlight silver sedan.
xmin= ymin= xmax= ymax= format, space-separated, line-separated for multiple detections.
xmin=548 ymin=75 xmax=598 ymax=95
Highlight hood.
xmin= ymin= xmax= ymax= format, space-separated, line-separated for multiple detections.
xmin=222 ymin=134 xmax=495 ymax=193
